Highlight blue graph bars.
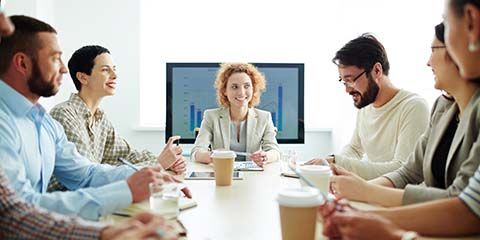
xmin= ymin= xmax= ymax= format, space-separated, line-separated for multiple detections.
xmin=190 ymin=85 xmax=282 ymax=132
xmin=196 ymin=110 xmax=202 ymax=128
xmin=271 ymin=112 xmax=276 ymax=129
xmin=189 ymin=105 xmax=195 ymax=131
xmin=190 ymin=104 xmax=204 ymax=131
xmin=270 ymin=85 xmax=283 ymax=132
xmin=278 ymin=85 xmax=283 ymax=131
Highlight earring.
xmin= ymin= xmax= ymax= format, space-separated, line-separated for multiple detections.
xmin=468 ymin=41 xmax=479 ymax=52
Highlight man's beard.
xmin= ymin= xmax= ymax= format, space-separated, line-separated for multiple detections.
xmin=351 ymin=73 xmax=379 ymax=109
xmin=27 ymin=58 xmax=58 ymax=97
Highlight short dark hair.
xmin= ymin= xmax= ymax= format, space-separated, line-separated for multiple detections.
xmin=435 ymin=22 xmax=445 ymax=44
xmin=0 ymin=15 xmax=56 ymax=75
xmin=332 ymin=33 xmax=390 ymax=76
xmin=68 ymin=45 xmax=110 ymax=91
xmin=450 ymin=0 xmax=480 ymax=16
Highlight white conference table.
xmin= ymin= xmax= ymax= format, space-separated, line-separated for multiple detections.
xmin=176 ymin=161 xmax=479 ymax=240
xmin=179 ymin=161 xmax=301 ymax=240
xmin=107 ymin=161 xmax=479 ymax=240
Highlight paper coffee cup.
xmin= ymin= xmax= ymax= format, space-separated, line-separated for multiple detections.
xmin=277 ymin=187 xmax=322 ymax=240
xmin=297 ymin=165 xmax=332 ymax=193
xmin=211 ymin=150 xmax=236 ymax=186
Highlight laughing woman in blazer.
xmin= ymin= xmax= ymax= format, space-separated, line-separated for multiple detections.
xmin=191 ymin=63 xmax=281 ymax=166
xmin=328 ymin=23 xmax=480 ymax=207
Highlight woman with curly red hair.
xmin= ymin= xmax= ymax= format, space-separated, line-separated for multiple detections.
xmin=191 ymin=63 xmax=280 ymax=167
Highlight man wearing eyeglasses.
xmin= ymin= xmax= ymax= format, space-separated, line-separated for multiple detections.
xmin=305 ymin=34 xmax=429 ymax=180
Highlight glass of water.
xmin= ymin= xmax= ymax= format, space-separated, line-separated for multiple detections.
xmin=149 ymin=182 xmax=181 ymax=219
xmin=282 ymin=150 xmax=298 ymax=167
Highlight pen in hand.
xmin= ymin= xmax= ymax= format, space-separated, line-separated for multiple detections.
xmin=233 ymin=151 xmax=250 ymax=157
xmin=117 ymin=157 xmax=139 ymax=171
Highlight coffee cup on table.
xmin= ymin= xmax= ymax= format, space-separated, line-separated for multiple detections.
xmin=211 ymin=150 xmax=236 ymax=186
xmin=277 ymin=187 xmax=322 ymax=240
xmin=297 ymin=165 xmax=332 ymax=194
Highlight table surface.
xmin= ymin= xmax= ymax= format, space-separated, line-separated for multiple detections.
xmin=106 ymin=161 xmax=480 ymax=240
xmin=179 ymin=162 xmax=480 ymax=240
xmin=179 ymin=161 xmax=302 ymax=240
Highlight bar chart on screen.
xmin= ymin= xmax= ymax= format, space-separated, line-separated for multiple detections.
xmin=166 ymin=63 xmax=304 ymax=143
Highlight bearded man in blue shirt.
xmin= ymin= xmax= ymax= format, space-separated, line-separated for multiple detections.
xmin=0 ymin=15 xmax=191 ymax=220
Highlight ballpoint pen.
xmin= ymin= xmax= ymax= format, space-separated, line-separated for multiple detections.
xmin=112 ymin=212 xmax=131 ymax=217
xmin=233 ymin=151 xmax=250 ymax=157
xmin=117 ymin=157 xmax=139 ymax=171
xmin=288 ymin=165 xmax=319 ymax=192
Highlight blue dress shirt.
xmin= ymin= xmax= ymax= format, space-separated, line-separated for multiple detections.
xmin=0 ymin=80 xmax=135 ymax=220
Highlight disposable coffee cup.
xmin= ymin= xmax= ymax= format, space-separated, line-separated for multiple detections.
xmin=211 ymin=150 xmax=236 ymax=186
xmin=277 ymin=187 xmax=322 ymax=240
xmin=297 ymin=165 xmax=332 ymax=193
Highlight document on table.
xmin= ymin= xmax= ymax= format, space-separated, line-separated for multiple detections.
xmin=114 ymin=197 xmax=197 ymax=217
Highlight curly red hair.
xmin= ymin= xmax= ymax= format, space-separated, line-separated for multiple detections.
xmin=215 ymin=63 xmax=266 ymax=108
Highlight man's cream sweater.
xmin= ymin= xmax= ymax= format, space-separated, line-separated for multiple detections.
xmin=336 ymin=89 xmax=429 ymax=180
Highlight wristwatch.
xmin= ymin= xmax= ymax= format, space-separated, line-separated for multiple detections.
xmin=328 ymin=154 xmax=335 ymax=164
xmin=401 ymin=231 xmax=418 ymax=240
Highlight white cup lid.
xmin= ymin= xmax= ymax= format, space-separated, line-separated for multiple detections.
xmin=277 ymin=187 xmax=323 ymax=207
xmin=211 ymin=150 xmax=236 ymax=159
xmin=297 ymin=165 xmax=331 ymax=174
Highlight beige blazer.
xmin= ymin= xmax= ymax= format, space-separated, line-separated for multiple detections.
xmin=385 ymin=91 xmax=480 ymax=205
xmin=191 ymin=107 xmax=280 ymax=162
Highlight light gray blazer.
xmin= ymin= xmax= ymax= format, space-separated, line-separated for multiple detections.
xmin=385 ymin=91 xmax=480 ymax=205
xmin=191 ymin=107 xmax=280 ymax=162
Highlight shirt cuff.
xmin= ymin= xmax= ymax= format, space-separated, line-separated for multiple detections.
xmin=402 ymin=184 xmax=447 ymax=205
xmin=333 ymin=154 xmax=345 ymax=166
xmin=190 ymin=151 xmax=198 ymax=162
xmin=383 ymin=170 xmax=407 ymax=189
xmin=334 ymin=154 xmax=343 ymax=166
xmin=91 ymin=180 xmax=132 ymax=217
xmin=459 ymin=191 xmax=480 ymax=219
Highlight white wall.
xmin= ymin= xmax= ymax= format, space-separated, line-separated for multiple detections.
xmin=139 ymin=0 xmax=443 ymax=153
xmin=4 ymin=0 xmax=444 ymax=160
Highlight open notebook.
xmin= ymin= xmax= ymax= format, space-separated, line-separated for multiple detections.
xmin=114 ymin=197 xmax=197 ymax=217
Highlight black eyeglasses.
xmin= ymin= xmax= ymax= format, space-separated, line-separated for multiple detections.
xmin=338 ymin=70 xmax=366 ymax=87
